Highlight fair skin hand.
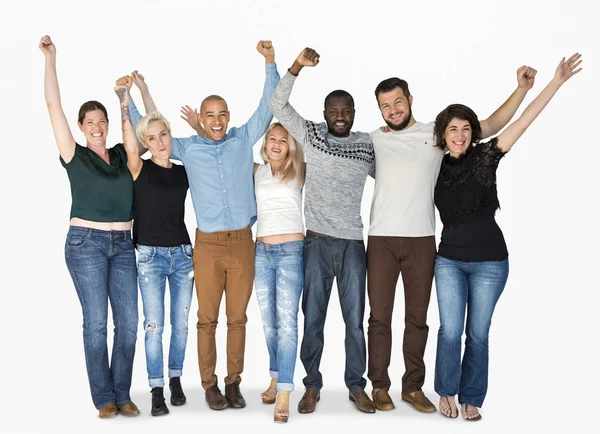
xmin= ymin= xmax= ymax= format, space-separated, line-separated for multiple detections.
xmin=256 ymin=40 xmax=275 ymax=64
xmin=131 ymin=70 xmax=157 ymax=113
xmin=289 ymin=47 xmax=320 ymax=76
xmin=115 ymin=79 xmax=143 ymax=180
xmin=40 ymin=35 xmax=77 ymax=163
xmin=116 ymin=73 xmax=147 ymax=156
xmin=496 ymin=53 xmax=582 ymax=153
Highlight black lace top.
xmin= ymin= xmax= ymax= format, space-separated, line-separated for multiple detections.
xmin=434 ymin=138 xmax=509 ymax=262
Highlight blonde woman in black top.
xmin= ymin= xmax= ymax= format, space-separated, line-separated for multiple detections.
xmin=433 ymin=54 xmax=582 ymax=421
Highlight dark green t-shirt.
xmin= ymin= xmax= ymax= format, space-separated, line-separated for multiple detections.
xmin=60 ymin=143 xmax=134 ymax=222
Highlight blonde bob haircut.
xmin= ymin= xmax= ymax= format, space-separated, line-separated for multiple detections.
xmin=260 ymin=122 xmax=305 ymax=187
xmin=135 ymin=111 xmax=172 ymax=144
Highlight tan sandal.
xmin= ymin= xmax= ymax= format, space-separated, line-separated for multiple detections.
xmin=261 ymin=386 xmax=277 ymax=404
xmin=274 ymin=402 xmax=289 ymax=423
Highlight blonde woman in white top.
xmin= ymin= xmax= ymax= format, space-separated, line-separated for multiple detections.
xmin=254 ymin=122 xmax=306 ymax=423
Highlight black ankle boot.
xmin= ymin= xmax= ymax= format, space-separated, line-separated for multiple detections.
xmin=151 ymin=387 xmax=169 ymax=416
xmin=169 ymin=377 xmax=187 ymax=406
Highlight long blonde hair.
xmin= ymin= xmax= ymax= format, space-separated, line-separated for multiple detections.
xmin=260 ymin=122 xmax=305 ymax=187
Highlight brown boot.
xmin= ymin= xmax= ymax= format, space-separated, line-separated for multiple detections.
xmin=401 ymin=390 xmax=436 ymax=413
xmin=98 ymin=403 xmax=118 ymax=419
xmin=225 ymin=382 xmax=246 ymax=409
xmin=372 ymin=388 xmax=395 ymax=411
xmin=205 ymin=385 xmax=229 ymax=410
xmin=116 ymin=401 xmax=140 ymax=417
xmin=297 ymin=387 xmax=320 ymax=414
xmin=349 ymin=390 xmax=376 ymax=413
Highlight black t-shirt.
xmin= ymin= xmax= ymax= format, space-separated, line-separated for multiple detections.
xmin=434 ymin=137 xmax=508 ymax=262
xmin=133 ymin=159 xmax=191 ymax=246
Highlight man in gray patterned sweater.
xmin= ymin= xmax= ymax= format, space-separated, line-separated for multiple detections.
xmin=269 ymin=47 xmax=376 ymax=414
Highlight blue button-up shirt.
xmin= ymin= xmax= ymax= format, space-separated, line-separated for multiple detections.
xmin=129 ymin=63 xmax=280 ymax=233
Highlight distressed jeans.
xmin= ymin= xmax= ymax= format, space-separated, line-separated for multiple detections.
xmin=434 ymin=256 xmax=509 ymax=407
xmin=64 ymin=226 xmax=138 ymax=409
xmin=137 ymin=244 xmax=195 ymax=388
xmin=254 ymin=240 xmax=304 ymax=391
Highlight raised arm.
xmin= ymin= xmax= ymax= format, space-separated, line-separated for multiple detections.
xmin=131 ymin=70 xmax=157 ymax=113
xmin=115 ymin=78 xmax=142 ymax=180
xmin=40 ymin=35 xmax=76 ymax=163
xmin=237 ymin=40 xmax=280 ymax=145
xmin=480 ymin=65 xmax=537 ymax=138
xmin=497 ymin=53 xmax=582 ymax=153
xmin=269 ymin=47 xmax=320 ymax=147
xmin=180 ymin=104 xmax=206 ymax=138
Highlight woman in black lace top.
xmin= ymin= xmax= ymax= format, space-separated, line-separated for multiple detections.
xmin=432 ymin=54 xmax=582 ymax=421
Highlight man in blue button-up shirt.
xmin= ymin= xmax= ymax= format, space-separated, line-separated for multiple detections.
xmin=128 ymin=40 xmax=280 ymax=411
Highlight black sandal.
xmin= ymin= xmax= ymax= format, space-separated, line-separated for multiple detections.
xmin=464 ymin=403 xmax=482 ymax=421
xmin=441 ymin=397 xmax=458 ymax=418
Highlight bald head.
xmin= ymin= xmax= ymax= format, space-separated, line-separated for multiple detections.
xmin=201 ymin=95 xmax=228 ymax=113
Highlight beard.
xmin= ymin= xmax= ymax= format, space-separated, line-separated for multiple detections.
xmin=385 ymin=105 xmax=412 ymax=131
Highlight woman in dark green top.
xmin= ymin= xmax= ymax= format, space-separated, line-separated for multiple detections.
xmin=40 ymin=35 xmax=142 ymax=418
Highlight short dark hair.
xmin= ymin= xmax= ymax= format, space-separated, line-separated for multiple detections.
xmin=324 ymin=90 xmax=354 ymax=109
xmin=434 ymin=104 xmax=482 ymax=150
xmin=374 ymin=77 xmax=410 ymax=102
xmin=78 ymin=101 xmax=108 ymax=124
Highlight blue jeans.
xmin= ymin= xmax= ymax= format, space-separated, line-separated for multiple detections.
xmin=254 ymin=240 xmax=304 ymax=391
xmin=64 ymin=226 xmax=138 ymax=409
xmin=434 ymin=255 xmax=509 ymax=407
xmin=300 ymin=233 xmax=367 ymax=392
xmin=137 ymin=245 xmax=195 ymax=388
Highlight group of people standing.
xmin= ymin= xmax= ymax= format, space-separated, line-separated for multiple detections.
xmin=40 ymin=34 xmax=581 ymax=423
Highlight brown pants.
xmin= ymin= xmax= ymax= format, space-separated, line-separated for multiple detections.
xmin=193 ymin=227 xmax=255 ymax=389
xmin=366 ymin=235 xmax=436 ymax=393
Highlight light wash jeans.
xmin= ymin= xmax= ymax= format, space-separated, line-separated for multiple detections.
xmin=254 ymin=240 xmax=304 ymax=391
xmin=434 ymin=255 xmax=509 ymax=407
xmin=137 ymin=244 xmax=194 ymax=388
xmin=65 ymin=226 xmax=138 ymax=409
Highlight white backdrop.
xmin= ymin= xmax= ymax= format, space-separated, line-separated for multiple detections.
xmin=2 ymin=0 xmax=599 ymax=433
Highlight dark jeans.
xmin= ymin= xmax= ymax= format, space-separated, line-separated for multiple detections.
xmin=366 ymin=235 xmax=436 ymax=393
xmin=300 ymin=231 xmax=367 ymax=392
xmin=434 ymin=256 xmax=509 ymax=407
xmin=65 ymin=226 xmax=138 ymax=409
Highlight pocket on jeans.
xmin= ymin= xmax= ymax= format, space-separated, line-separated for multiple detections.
xmin=183 ymin=244 xmax=193 ymax=259
xmin=66 ymin=234 xmax=87 ymax=247
xmin=137 ymin=246 xmax=155 ymax=264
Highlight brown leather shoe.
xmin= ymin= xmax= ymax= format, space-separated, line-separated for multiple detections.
xmin=206 ymin=385 xmax=229 ymax=410
xmin=349 ymin=390 xmax=376 ymax=413
xmin=297 ymin=387 xmax=320 ymax=413
xmin=225 ymin=382 xmax=246 ymax=409
xmin=401 ymin=390 xmax=436 ymax=413
xmin=98 ymin=403 xmax=118 ymax=418
xmin=372 ymin=388 xmax=395 ymax=411
xmin=117 ymin=401 xmax=140 ymax=416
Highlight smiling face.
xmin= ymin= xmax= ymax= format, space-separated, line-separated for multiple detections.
xmin=444 ymin=117 xmax=472 ymax=157
xmin=324 ymin=95 xmax=355 ymax=137
xmin=78 ymin=109 xmax=108 ymax=147
xmin=142 ymin=120 xmax=172 ymax=159
xmin=377 ymin=88 xmax=413 ymax=131
xmin=264 ymin=125 xmax=290 ymax=163
xmin=199 ymin=97 xmax=230 ymax=141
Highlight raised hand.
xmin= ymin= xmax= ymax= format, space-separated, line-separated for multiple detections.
xmin=115 ymin=75 xmax=133 ymax=92
xmin=180 ymin=105 xmax=202 ymax=128
xmin=39 ymin=35 xmax=56 ymax=57
xmin=554 ymin=53 xmax=583 ymax=85
xmin=295 ymin=47 xmax=320 ymax=68
xmin=256 ymin=40 xmax=275 ymax=62
xmin=517 ymin=65 xmax=537 ymax=91
xmin=131 ymin=70 xmax=149 ymax=93
xmin=114 ymin=84 xmax=130 ymax=106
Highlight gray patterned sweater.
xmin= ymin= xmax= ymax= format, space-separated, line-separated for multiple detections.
xmin=269 ymin=71 xmax=375 ymax=240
